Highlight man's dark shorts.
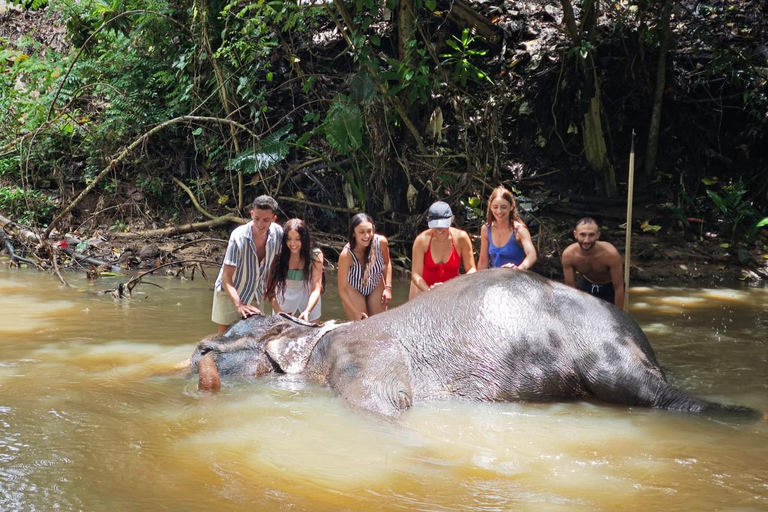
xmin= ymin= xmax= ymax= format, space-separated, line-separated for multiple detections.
xmin=576 ymin=276 xmax=615 ymax=305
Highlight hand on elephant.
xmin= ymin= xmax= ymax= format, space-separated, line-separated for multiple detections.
xmin=381 ymin=287 xmax=392 ymax=306
xmin=237 ymin=303 xmax=262 ymax=318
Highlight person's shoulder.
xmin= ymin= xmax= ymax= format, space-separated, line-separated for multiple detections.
xmin=377 ymin=233 xmax=389 ymax=244
xmin=312 ymin=247 xmax=324 ymax=260
xmin=269 ymin=222 xmax=283 ymax=234
xmin=599 ymin=240 xmax=621 ymax=256
xmin=229 ymin=222 xmax=250 ymax=240
xmin=452 ymin=227 xmax=472 ymax=241
xmin=514 ymin=220 xmax=530 ymax=233
xmin=561 ymin=242 xmax=579 ymax=258
xmin=414 ymin=230 xmax=430 ymax=245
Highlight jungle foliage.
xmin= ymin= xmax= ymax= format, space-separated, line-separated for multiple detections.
xmin=0 ymin=0 xmax=766 ymax=250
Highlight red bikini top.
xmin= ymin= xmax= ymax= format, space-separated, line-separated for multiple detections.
xmin=422 ymin=233 xmax=461 ymax=287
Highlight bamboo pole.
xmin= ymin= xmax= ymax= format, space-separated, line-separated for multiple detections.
xmin=623 ymin=130 xmax=636 ymax=312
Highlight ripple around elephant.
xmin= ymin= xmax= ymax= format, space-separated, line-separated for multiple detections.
xmin=186 ymin=269 xmax=762 ymax=419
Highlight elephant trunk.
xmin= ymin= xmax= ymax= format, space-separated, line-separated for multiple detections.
xmin=198 ymin=353 xmax=221 ymax=392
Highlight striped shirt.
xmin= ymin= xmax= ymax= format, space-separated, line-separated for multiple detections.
xmin=214 ymin=221 xmax=283 ymax=305
xmin=345 ymin=234 xmax=384 ymax=296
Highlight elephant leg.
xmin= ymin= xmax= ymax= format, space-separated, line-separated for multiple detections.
xmin=198 ymin=353 xmax=221 ymax=392
xmin=330 ymin=363 xmax=413 ymax=417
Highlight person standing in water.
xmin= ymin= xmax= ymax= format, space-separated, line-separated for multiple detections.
xmin=265 ymin=218 xmax=324 ymax=322
xmin=409 ymin=201 xmax=476 ymax=300
xmin=477 ymin=186 xmax=537 ymax=271
xmin=211 ymin=195 xmax=282 ymax=335
xmin=337 ymin=213 xmax=393 ymax=320
xmin=561 ymin=217 xmax=625 ymax=309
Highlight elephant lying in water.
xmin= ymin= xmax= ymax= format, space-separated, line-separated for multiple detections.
xmin=187 ymin=269 xmax=761 ymax=419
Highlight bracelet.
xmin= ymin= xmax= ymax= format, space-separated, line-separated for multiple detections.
xmin=384 ymin=284 xmax=392 ymax=290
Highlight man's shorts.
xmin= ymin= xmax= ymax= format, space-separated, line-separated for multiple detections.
xmin=576 ymin=276 xmax=616 ymax=305
xmin=211 ymin=290 xmax=268 ymax=326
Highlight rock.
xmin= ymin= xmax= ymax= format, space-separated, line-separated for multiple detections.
xmin=139 ymin=244 xmax=160 ymax=259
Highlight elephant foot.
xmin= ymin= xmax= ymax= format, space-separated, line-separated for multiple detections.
xmin=198 ymin=353 xmax=221 ymax=392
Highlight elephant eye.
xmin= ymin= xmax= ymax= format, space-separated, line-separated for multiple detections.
xmin=259 ymin=324 xmax=288 ymax=342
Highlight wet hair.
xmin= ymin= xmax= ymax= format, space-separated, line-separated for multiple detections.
xmin=348 ymin=213 xmax=377 ymax=289
xmin=266 ymin=219 xmax=315 ymax=301
xmin=485 ymin=186 xmax=527 ymax=239
xmin=575 ymin=217 xmax=599 ymax=230
xmin=249 ymin=195 xmax=278 ymax=213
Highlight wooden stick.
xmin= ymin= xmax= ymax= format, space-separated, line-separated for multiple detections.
xmin=623 ymin=130 xmax=636 ymax=312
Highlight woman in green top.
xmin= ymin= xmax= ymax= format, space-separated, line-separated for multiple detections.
xmin=265 ymin=218 xmax=324 ymax=321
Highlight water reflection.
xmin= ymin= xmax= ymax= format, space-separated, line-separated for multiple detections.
xmin=0 ymin=264 xmax=766 ymax=511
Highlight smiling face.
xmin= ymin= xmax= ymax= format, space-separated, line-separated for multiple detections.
xmin=490 ymin=197 xmax=512 ymax=224
xmin=251 ymin=207 xmax=277 ymax=234
xmin=432 ymin=227 xmax=449 ymax=239
xmin=285 ymin=228 xmax=302 ymax=255
xmin=574 ymin=221 xmax=600 ymax=251
xmin=353 ymin=221 xmax=374 ymax=248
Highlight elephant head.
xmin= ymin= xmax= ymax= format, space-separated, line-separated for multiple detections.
xmin=190 ymin=313 xmax=345 ymax=391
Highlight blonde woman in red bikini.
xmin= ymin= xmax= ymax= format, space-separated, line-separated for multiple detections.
xmin=409 ymin=201 xmax=476 ymax=300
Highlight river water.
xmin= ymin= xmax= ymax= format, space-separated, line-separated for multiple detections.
xmin=1 ymin=262 xmax=766 ymax=512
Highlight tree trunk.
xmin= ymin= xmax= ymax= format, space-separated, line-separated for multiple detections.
xmin=560 ymin=0 xmax=617 ymax=197
xmin=644 ymin=0 xmax=673 ymax=175
xmin=583 ymin=95 xmax=617 ymax=197
xmin=397 ymin=0 xmax=415 ymax=62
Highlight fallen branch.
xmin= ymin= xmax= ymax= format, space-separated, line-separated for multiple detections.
xmin=0 ymin=230 xmax=38 ymax=266
xmin=108 ymin=215 xmax=245 ymax=239
xmin=110 ymin=259 xmax=222 ymax=299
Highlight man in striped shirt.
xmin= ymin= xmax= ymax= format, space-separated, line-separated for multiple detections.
xmin=212 ymin=195 xmax=283 ymax=334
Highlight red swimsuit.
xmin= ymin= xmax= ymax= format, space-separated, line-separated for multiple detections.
xmin=421 ymin=233 xmax=461 ymax=287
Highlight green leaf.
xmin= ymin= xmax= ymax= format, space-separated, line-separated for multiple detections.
xmin=229 ymin=124 xmax=295 ymax=174
xmin=756 ymin=217 xmax=768 ymax=228
xmin=323 ymin=97 xmax=362 ymax=155
xmin=192 ymin=128 xmax=203 ymax=135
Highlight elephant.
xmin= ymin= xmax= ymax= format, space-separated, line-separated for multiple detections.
xmin=187 ymin=269 xmax=762 ymax=419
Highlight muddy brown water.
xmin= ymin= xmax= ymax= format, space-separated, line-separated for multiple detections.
xmin=1 ymin=262 xmax=766 ymax=512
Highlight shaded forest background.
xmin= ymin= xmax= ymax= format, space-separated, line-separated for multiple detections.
xmin=1 ymin=0 xmax=766 ymax=283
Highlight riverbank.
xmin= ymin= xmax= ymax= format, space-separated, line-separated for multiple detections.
xmin=3 ymin=197 xmax=766 ymax=289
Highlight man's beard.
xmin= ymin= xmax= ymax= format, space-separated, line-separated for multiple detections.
xmin=579 ymin=241 xmax=596 ymax=251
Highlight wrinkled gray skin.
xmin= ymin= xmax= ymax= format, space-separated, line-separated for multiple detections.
xmin=188 ymin=269 xmax=760 ymax=418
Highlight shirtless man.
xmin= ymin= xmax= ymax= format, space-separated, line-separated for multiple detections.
xmin=561 ymin=217 xmax=624 ymax=309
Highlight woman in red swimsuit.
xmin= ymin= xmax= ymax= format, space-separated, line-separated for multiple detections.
xmin=409 ymin=201 xmax=477 ymax=300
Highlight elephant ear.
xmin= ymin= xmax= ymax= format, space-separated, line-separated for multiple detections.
xmin=265 ymin=319 xmax=346 ymax=374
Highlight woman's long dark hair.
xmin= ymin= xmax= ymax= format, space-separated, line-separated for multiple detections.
xmin=348 ymin=213 xmax=376 ymax=289
xmin=266 ymin=218 xmax=314 ymax=301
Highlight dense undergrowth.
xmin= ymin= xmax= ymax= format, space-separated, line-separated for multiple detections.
xmin=0 ymin=0 xmax=766 ymax=266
